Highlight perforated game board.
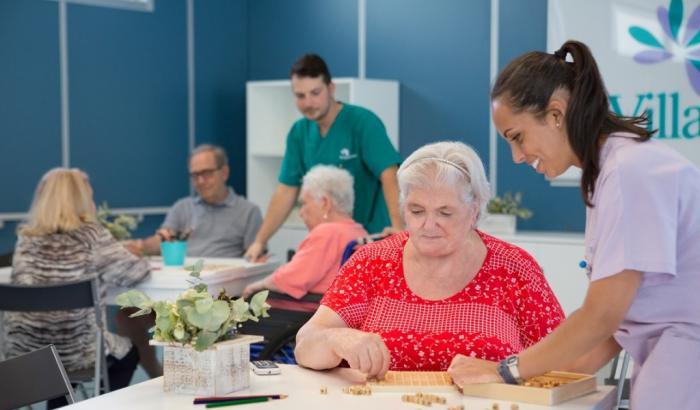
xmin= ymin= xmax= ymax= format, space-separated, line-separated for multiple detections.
xmin=367 ymin=371 xmax=456 ymax=392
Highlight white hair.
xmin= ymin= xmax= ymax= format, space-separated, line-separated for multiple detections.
xmin=397 ymin=141 xmax=491 ymax=223
xmin=301 ymin=165 xmax=355 ymax=215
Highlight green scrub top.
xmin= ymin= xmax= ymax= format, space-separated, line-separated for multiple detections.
xmin=279 ymin=103 xmax=401 ymax=234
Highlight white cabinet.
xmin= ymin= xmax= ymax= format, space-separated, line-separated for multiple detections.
xmin=499 ymin=231 xmax=587 ymax=316
xmin=246 ymin=78 xmax=400 ymax=258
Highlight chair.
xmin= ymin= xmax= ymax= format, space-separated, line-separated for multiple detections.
xmin=340 ymin=233 xmax=389 ymax=265
xmin=0 ymin=252 xmax=12 ymax=268
xmin=245 ymin=291 xmax=323 ymax=363
xmin=0 ymin=344 xmax=76 ymax=409
xmin=0 ymin=278 xmax=110 ymax=398
xmin=604 ymin=350 xmax=631 ymax=410
xmin=247 ymin=234 xmax=390 ymax=363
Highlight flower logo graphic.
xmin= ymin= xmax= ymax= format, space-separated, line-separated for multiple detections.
xmin=629 ymin=0 xmax=700 ymax=95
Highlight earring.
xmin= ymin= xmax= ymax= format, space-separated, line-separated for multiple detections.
xmin=556 ymin=122 xmax=561 ymax=128
xmin=323 ymin=213 xmax=328 ymax=220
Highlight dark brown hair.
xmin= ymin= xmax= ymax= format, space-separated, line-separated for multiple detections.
xmin=491 ymin=40 xmax=654 ymax=206
xmin=290 ymin=53 xmax=332 ymax=84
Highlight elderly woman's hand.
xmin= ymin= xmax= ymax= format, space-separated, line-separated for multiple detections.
xmin=448 ymin=354 xmax=503 ymax=390
xmin=241 ymin=280 xmax=266 ymax=299
xmin=331 ymin=329 xmax=391 ymax=379
xmin=124 ymin=239 xmax=144 ymax=257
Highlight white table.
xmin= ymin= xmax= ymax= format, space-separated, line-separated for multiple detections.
xmin=63 ymin=364 xmax=616 ymax=410
xmin=0 ymin=257 xmax=279 ymax=302
xmin=106 ymin=257 xmax=278 ymax=302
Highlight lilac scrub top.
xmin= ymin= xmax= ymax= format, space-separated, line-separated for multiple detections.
xmin=584 ymin=133 xmax=700 ymax=409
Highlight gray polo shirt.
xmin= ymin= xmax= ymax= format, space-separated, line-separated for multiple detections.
xmin=161 ymin=188 xmax=262 ymax=258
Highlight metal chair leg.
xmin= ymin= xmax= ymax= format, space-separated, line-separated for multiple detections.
xmin=615 ymin=352 xmax=631 ymax=410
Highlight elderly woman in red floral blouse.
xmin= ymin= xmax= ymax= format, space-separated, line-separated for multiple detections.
xmin=294 ymin=141 xmax=564 ymax=378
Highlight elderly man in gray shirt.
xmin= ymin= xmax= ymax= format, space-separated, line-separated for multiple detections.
xmin=131 ymin=144 xmax=262 ymax=258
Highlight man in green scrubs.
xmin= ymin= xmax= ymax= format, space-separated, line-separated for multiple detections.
xmin=245 ymin=54 xmax=402 ymax=261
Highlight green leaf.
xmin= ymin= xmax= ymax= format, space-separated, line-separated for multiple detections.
xmin=115 ymin=214 xmax=137 ymax=230
xmin=116 ymin=289 xmax=152 ymax=309
xmin=184 ymin=300 xmax=230 ymax=331
xmin=155 ymin=313 xmax=174 ymax=333
xmin=180 ymin=288 xmax=209 ymax=301
xmin=173 ymin=323 xmax=186 ymax=341
xmin=185 ymin=259 xmax=204 ymax=279
xmin=128 ymin=308 xmax=153 ymax=318
xmin=249 ymin=290 xmax=271 ymax=318
xmin=176 ymin=298 xmax=194 ymax=310
xmin=486 ymin=192 xmax=532 ymax=220
xmin=194 ymin=297 xmax=213 ymax=314
xmin=230 ymin=298 xmax=252 ymax=323
xmin=629 ymin=26 xmax=664 ymax=49
xmin=152 ymin=301 xmax=171 ymax=316
xmin=669 ymin=0 xmax=683 ymax=41
xmin=97 ymin=202 xmax=139 ymax=240
xmin=193 ymin=331 xmax=219 ymax=351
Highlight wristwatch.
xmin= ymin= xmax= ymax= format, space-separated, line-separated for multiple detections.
xmin=497 ymin=355 xmax=522 ymax=385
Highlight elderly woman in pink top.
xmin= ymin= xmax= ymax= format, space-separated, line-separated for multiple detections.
xmin=242 ymin=165 xmax=367 ymax=300
xmin=450 ymin=40 xmax=700 ymax=409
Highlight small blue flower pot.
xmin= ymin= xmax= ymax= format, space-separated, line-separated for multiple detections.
xmin=161 ymin=241 xmax=187 ymax=266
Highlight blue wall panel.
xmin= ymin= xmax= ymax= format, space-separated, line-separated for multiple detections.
xmin=497 ymin=0 xmax=585 ymax=231
xmin=0 ymin=0 xmax=62 ymax=253
xmin=248 ymin=0 xmax=358 ymax=80
xmin=366 ymin=0 xmax=491 ymax=162
xmin=0 ymin=0 xmax=61 ymax=212
xmin=68 ymin=1 xmax=189 ymax=208
xmin=194 ymin=0 xmax=249 ymax=195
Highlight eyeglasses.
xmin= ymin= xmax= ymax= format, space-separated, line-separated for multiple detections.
xmin=189 ymin=167 xmax=221 ymax=180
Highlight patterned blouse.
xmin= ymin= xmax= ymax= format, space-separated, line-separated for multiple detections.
xmin=321 ymin=231 xmax=564 ymax=371
xmin=4 ymin=222 xmax=150 ymax=372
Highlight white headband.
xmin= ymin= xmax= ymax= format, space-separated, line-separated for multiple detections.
xmin=403 ymin=157 xmax=470 ymax=178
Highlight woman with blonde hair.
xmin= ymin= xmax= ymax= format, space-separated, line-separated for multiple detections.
xmin=4 ymin=168 xmax=151 ymax=408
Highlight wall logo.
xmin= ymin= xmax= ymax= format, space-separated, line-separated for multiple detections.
xmin=628 ymin=0 xmax=700 ymax=95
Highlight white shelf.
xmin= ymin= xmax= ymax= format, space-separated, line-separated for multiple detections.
xmin=246 ymin=78 xmax=399 ymax=158
xmin=246 ymin=77 xmax=400 ymax=258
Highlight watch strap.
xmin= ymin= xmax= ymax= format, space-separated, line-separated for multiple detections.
xmin=497 ymin=358 xmax=519 ymax=384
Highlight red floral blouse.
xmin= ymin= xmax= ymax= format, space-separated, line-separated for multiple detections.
xmin=321 ymin=231 xmax=564 ymax=371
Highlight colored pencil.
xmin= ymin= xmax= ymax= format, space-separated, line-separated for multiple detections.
xmin=194 ymin=394 xmax=286 ymax=404
xmin=205 ymin=396 xmax=285 ymax=408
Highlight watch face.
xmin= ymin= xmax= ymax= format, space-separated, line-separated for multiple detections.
xmin=506 ymin=355 xmax=518 ymax=365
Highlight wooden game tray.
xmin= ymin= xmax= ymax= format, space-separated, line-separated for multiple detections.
xmin=460 ymin=371 xmax=597 ymax=405
xmin=367 ymin=371 xmax=458 ymax=393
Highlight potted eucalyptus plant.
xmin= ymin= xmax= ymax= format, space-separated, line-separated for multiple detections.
xmin=116 ymin=260 xmax=270 ymax=396
xmin=480 ymin=192 xmax=533 ymax=235
xmin=97 ymin=202 xmax=138 ymax=241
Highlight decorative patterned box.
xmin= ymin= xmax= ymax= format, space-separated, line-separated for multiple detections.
xmin=151 ymin=334 xmax=263 ymax=396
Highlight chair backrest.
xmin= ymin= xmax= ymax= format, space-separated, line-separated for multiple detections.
xmin=0 ymin=278 xmax=110 ymax=397
xmin=340 ymin=234 xmax=389 ymax=266
xmin=0 ymin=344 xmax=75 ymax=409
xmin=0 ymin=252 xmax=12 ymax=268
xmin=0 ymin=278 xmax=97 ymax=312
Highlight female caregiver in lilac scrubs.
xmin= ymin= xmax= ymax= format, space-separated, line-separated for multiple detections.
xmin=447 ymin=39 xmax=700 ymax=409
